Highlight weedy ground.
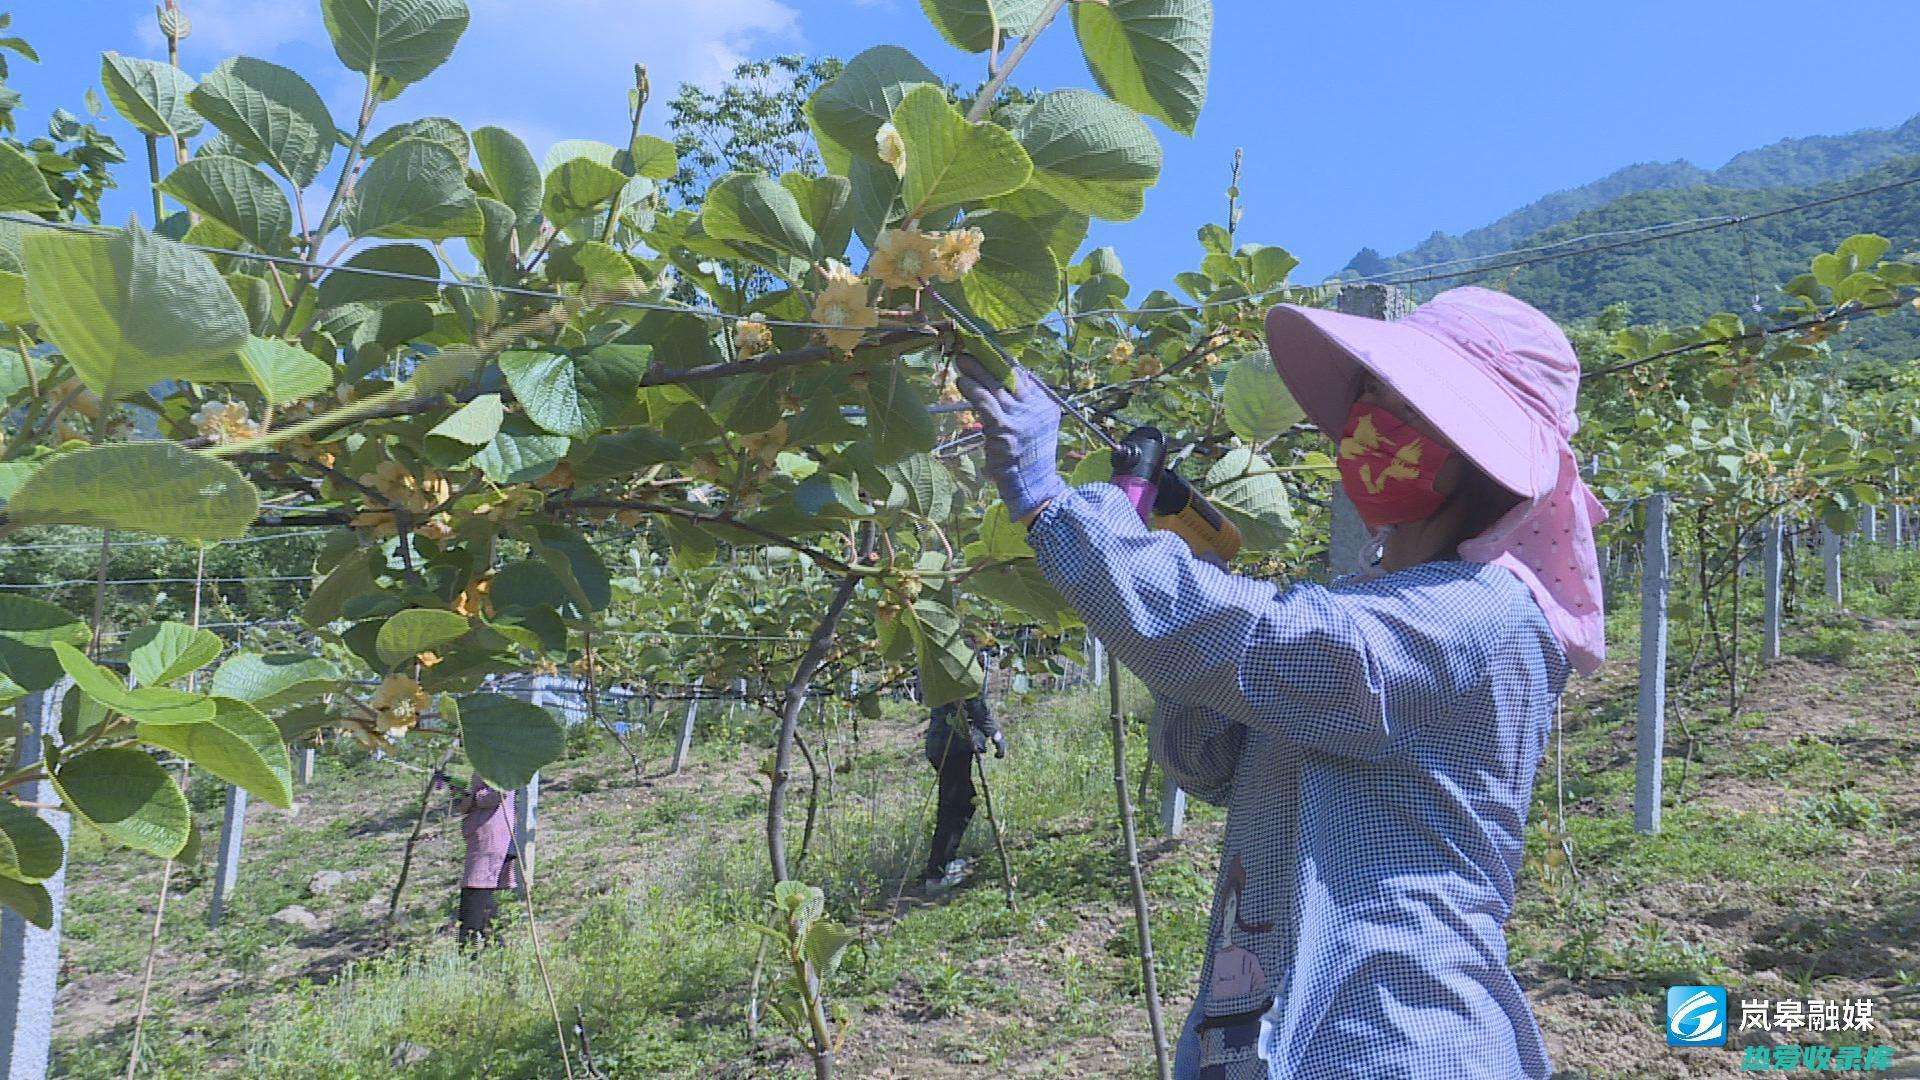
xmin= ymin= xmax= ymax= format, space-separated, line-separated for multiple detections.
xmin=47 ymin=545 xmax=1920 ymax=1079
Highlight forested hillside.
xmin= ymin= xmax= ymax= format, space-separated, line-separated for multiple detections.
xmin=1345 ymin=113 xmax=1920 ymax=309
xmin=1495 ymin=154 xmax=1920 ymax=361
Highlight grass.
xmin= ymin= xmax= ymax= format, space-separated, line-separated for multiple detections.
xmin=46 ymin=544 xmax=1920 ymax=1078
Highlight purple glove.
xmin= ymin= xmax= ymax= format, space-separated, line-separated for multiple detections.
xmin=956 ymin=356 xmax=1065 ymax=523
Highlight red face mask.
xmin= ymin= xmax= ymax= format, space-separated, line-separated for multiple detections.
xmin=1337 ymin=401 xmax=1454 ymax=527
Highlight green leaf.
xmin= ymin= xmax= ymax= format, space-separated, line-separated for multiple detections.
xmin=10 ymin=444 xmax=259 ymax=542
xmin=344 ymin=138 xmax=483 ymax=240
xmin=305 ymin=548 xmax=376 ymax=628
xmin=54 ymin=642 xmax=214 ymax=726
xmin=846 ymin=154 xmax=903 ymax=251
xmin=1222 ymin=349 xmax=1303 ymax=441
xmin=53 ymin=747 xmax=191 ymax=858
xmin=542 ymin=157 xmax=627 ymax=226
xmin=878 ymin=454 xmax=956 ymax=519
xmin=0 ymin=596 xmax=88 ymax=699
xmin=802 ymin=918 xmax=857 ymax=981
xmin=473 ymin=125 xmax=542 ymax=245
xmin=1013 ymin=89 xmax=1160 ymax=222
xmin=499 ymin=345 xmax=646 ymax=439
xmin=967 ymin=563 xmax=1079 ymax=632
xmin=891 ymin=86 xmax=1032 ymax=216
xmin=127 ymin=622 xmax=222 ymax=687
xmin=318 ymin=243 xmax=441 ymax=307
xmin=907 ymin=598 xmax=984 ymax=708
xmin=628 ymin=134 xmax=679 ymax=180
xmin=702 ymin=172 xmax=818 ymax=263
xmin=934 ymin=209 xmax=1060 ymax=328
xmin=208 ymin=652 xmax=343 ymax=710
xmin=918 ymin=0 xmax=1048 ymax=51
xmin=426 ymin=392 xmax=504 ymax=452
xmin=451 ymin=692 xmax=564 ymax=791
xmin=861 ymin=364 xmax=937 ymax=464
xmin=471 ymin=421 xmax=570 ymax=484
xmin=188 ymin=57 xmax=336 ymax=188
xmin=0 ymin=800 xmax=63 ymax=885
xmin=0 ymin=271 xmax=27 ymax=324
xmin=970 ymin=502 xmax=1036 ymax=559
xmin=572 ymin=427 xmax=681 ymax=486
xmin=662 ymin=517 xmax=716 ymax=570
xmin=781 ymin=173 xmax=854 ymax=260
xmin=806 ymin=46 xmax=942 ymax=165
xmin=982 ymin=186 xmax=1088 ymax=270
xmin=1204 ymin=449 xmax=1292 ymax=551
xmin=100 ymin=52 xmax=203 ymax=139
xmin=374 ymin=608 xmax=470 ymax=668
xmin=0 ymin=142 xmax=56 ymax=213
xmin=235 ymin=336 xmax=332 ymax=405
xmin=1073 ymin=0 xmax=1212 ymax=136
xmin=23 ymin=222 xmax=249 ymax=397
xmin=138 ymin=697 xmax=293 ymax=809
xmin=0 ymin=878 xmax=52 ymax=928
xmin=321 ymin=0 xmax=471 ymax=96
xmin=364 ymin=116 xmax=468 ymax=159
xmin=158 ymin=155 xmax=293 ymax=254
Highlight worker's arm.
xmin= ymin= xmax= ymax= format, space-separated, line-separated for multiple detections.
xmin=1147 ymin=699 xmax=1242 ymax=805
xmin=1028 ymin=485 xmax=1505 ymax=761
xmin=467 ymin=782 xmax=503 ymax=810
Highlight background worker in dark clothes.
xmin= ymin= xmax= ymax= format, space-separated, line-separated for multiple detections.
xmin=922 ymin=695 xmax=1005 ymax=892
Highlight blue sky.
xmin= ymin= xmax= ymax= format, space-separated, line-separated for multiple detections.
xmin=11 ymin=1 xmax=1920 ymax=294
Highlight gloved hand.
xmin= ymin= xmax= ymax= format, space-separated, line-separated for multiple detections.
xmin=991 ymin=731 xmax=1007 ymax=759
xmin=956 ymin=356 xmax=1065 ymax=523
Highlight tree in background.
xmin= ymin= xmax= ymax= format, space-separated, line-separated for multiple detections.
xmin=666 ymin=54 xmax=843 ymax=206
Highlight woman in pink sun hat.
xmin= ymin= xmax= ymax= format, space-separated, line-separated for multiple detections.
xmin=956 ymin=285 xmax=1604 ymax=1080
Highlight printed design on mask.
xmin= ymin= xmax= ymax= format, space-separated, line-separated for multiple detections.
xmin=1337 ymin=402 xmax=1455 ymax=527
xmin=1339 ymin=411 xmax=1431 ymax=495
xmin=1209 ymin=854 xmax=1272 ymax=1000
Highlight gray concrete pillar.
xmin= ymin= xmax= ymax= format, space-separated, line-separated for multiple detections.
xmin=1822 ymin=525 xmax=1844 ymax=607
xmin=208 ymin=785 xmax=247 ymax=929
xmin=1636 ymin=494 xmax=1670 ymax=834
xmin=514 ymin=773 xmax=538 ymax=884
xmin=1762 ymin=517 xmax=1783 ymax=663
xmin=0 ymin=683 xmax=69 ymax=1080
xmin=295 ymin=747 xmax=315 ymax=785
xmin=1158 ymin=777 xmax=1186 ymax=839
xmin=670 ymin=676 xmax=702 ymax=775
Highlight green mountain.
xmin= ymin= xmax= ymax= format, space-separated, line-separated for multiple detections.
xmin=1349 ymin=113 xmax=1920 ymax=280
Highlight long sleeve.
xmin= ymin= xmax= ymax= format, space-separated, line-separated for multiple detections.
xmin=1028 ymin=485 xmax=1511 ymax=762
xmin=1147 ymin=699 xmax=1243 ymax=806
xmin=469 ymin=782 xmax=503 ymax=810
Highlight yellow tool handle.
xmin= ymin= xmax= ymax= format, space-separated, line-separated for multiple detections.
xmin=1152 ymin=473 xmax=1244 ymax=563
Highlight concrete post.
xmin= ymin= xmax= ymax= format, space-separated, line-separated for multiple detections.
xmin=1762 ymin=517 xmax=1783 ymax=663
xmin=207 ymin=785 xmax=248 ymax=929
xmin=1325 ymin=286 xmax=1411 ymax=577
xmin=1636 ymin=494 xmax=1670 ymax=834
xmin=1822 ymin=525 xmax=1844 ymax=607
xmin=1865 ymin=505 xmax=1879 ymax=544
xmin=294 ymin=747 xmax=315 ymax=785
xmin=1088 ymin=635 xmax=1106 ymax=687
xmin=514 ymin=773 xmax=538 ymax=884
xmin=1158 ymin=777 xmax=1187 ymax=839
xmin=669 ymin=676 xmax=702 ymax=774
xmin=0 ymin=683 xmax=69 ymax=1080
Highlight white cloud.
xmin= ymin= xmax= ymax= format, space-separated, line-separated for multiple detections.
xmin=466 ymin=0 xmax=802 ymax=93
xmin=133 ymin=0 xmax=319 ymax=58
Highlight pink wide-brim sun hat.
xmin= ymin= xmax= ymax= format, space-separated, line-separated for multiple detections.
xmin=1263 ymin=286 xmax=1583 ymax=502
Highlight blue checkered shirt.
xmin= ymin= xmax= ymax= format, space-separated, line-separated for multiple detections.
xmin=1029 ymin=486 xmax=1568 ymax=1080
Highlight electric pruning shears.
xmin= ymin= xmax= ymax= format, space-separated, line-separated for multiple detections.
xmin=929 ymin=292 xmax=1244 ymax=564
